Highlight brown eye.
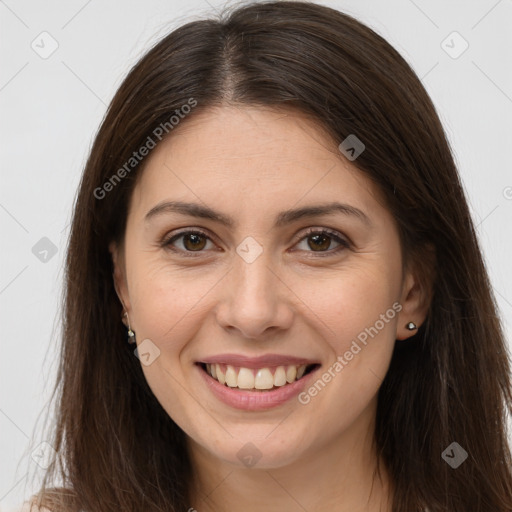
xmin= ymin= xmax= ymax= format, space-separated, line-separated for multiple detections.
xmin=182 ymin=233 xmax=207 ymax=251
xmin=307 ymin=233 xmax=332 ymax=251
xmin=162 ymin=230 xmax=214 ymax=254
xmin=294 ymin=228 xmax=349 ymax=256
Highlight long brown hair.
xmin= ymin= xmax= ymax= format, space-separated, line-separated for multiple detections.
xmin=29 ymin=1 xmax=512 ymax=510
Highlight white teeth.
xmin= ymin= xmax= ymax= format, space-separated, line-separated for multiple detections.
xmin=286 ymin=365 xmax=297 ymax=383
xmin=216 ymin=363 xmax=226 ymax=384
xmin=204 ymin=363 xmax=312 ymax=390
xmin=225 ymin=365 xmax=237 ymax=387
xmin=237 ymin=367 xmax=255 ymax=389
xmin=254 ymin=368 xmax=274 ymax=389
xmin=274 ymin=366 xmax=287 ymax=386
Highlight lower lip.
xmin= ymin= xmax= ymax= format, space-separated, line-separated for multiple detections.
xmin=196 ymin=363 xmax=320 ymax=411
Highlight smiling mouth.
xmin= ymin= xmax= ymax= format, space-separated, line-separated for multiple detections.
xmin=197 ymin=362 xmax=320 ymax=391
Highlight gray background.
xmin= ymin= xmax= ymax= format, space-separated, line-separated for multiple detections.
xmin=1 ymin=0 xmax=511 ymax=509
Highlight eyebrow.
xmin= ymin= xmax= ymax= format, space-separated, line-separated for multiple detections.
xmin=144 ymin=200 xmax=372 ymax=228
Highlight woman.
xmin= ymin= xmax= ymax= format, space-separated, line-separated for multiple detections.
xmin=20 ymin=1 xmax=512 ymax=510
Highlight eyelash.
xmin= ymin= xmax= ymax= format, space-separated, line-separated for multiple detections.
xmin=160 ymin=227 xmax=350 ymax=258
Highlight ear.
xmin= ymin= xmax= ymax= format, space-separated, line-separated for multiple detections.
xmin=396 ymin=245 xmax=436 ymax=340
xmin=109 ymin=240 xmax=131 ymax=320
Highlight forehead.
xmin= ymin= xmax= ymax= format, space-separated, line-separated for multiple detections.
xmin=129 ymin=106 xmax=385 ymax=224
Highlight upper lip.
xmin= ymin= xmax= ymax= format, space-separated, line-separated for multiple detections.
xmin=197 ymin=353 xmax=320 ymax=369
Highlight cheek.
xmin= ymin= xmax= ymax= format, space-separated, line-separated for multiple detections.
xmin=337 ymin=278 xmax=399 ymax=368
xmin=292 ymin=261 xmax=400 ymax=412
xmin=298 ymin=261 xmax=400 ymax=345
xmin=125 ymin=260 xmax=220 ymax=418
xmin=127 ymin=254 xmax=221 ymax=344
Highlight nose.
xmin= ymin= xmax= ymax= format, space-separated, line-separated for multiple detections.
xmin=214 ymin=249 xmax=294 ymax=340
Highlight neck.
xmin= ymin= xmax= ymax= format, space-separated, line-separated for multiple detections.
xmin=187 ymin=398 xmax=393 ymax=512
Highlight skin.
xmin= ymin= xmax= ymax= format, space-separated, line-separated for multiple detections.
xmin=110 ymin=105 xmax=430 ymax=512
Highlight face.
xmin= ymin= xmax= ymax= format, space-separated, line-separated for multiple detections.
xmin=111 ymin=106 xmax=426 ymax=471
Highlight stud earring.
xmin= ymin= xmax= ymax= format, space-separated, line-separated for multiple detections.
xmin=406 ymin=322 xmax=418 ymax=331
xmin=122 ymin=311 xmax=136 ymax=344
